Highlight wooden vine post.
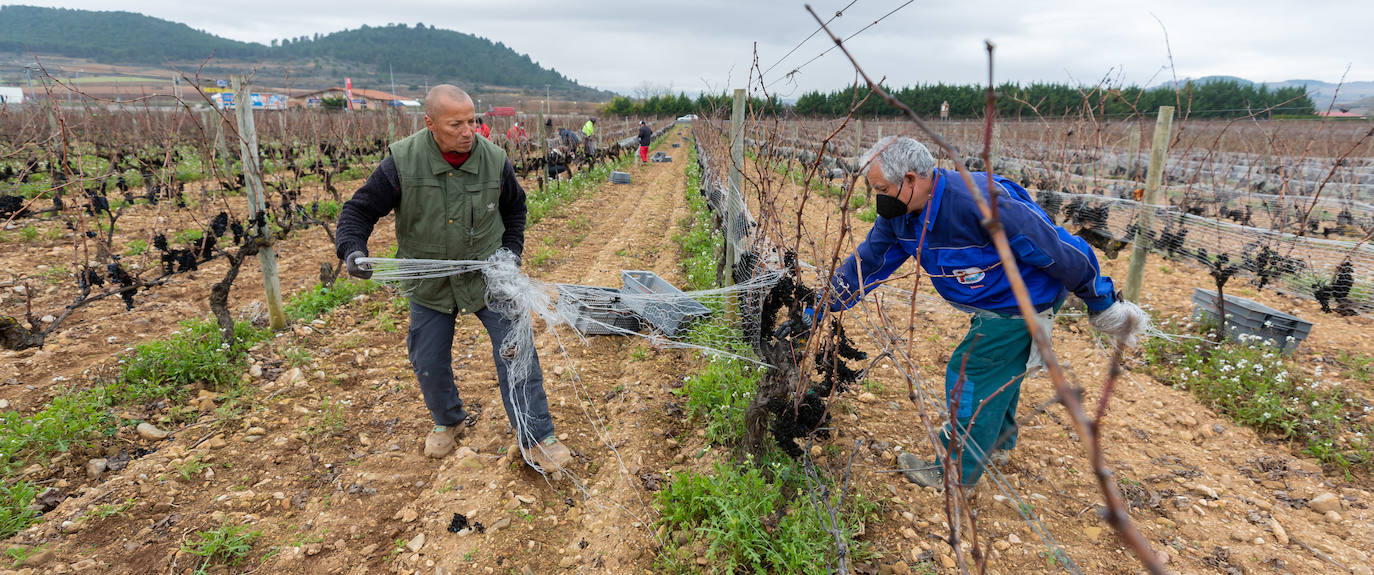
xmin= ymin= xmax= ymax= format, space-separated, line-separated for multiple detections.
xmin=1123 ymin=106 xmax=1175 ymax=302
xmin=232 ymin=76 xmax=288 ymax=330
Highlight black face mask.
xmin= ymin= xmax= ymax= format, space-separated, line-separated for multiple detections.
xmin=875 ymin=194 xmax=909 ymax=219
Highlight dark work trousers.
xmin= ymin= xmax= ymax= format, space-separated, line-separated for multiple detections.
xmin=407 ymin=301 xmax=555 ymax=448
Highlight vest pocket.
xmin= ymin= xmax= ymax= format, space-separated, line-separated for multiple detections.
xmin=464 ymin=182 xmax=501 ymax=246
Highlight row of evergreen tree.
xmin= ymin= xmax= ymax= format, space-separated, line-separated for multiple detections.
xmin=599 ymin=80 xmax=1317 ymax=119
xmin=794 ymin=79 xmax=1316 ymax=118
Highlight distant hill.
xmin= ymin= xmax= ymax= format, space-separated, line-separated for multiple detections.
xmin=0 ymin=5 xmax=611 ymax=100
xmin=1183 ymin=75 xmax=1374 ymax=109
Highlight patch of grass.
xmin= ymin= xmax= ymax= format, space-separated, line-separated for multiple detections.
xmin=385 ymin=538 xmax=407 ymax=562
xmin=5 ymin=543 xmax=44 ymax=568
xmin=856 ymin=206 xmax=877 ymax=223
xmin=678 ymin=354 xmax=759 ymax=446
xmin=1337 ymin=351 xmax=1374 ymax=383
xmin=285 ymin=277 xmax=379 ymax=322
xmin=630 ymin=346 xmax=649 ymax=362
xmin=20 ymin=226 xmax=38 ymax=242
xmin=302 ymin=399 xmax=346 ymax=438
xmin=675 ymin=146 xmax=719 ymax=293
xmin=0 ymin=318 xmax=263 ymax=479
xmin=124 ymin=239 xmax=148 ymax=256
xmin=39 ymin=266 xmax=68 ymax=285
xmin=89 ymin=497 xmax=136 ymax=520
xmin=173 ymin=228 xmax=203 ymax=245
xmin=863 ymin=379 xmax=885 ymax=394
xmin=529 ymin=244 xmax=557 ymax=268
xmin=0 ymin=481 xmax=39 ymax=540
xmin=181 ymin=524 xmax=260 ymax=574
xmin=119 ymin=319 xmax=267 ymax=402
xmin=1146 ymin=317 xmax=1372 ymax=472
xmin=174 ymin=455 xmax=213 ymax=481
xmin=281 ymin=346 xmax=313 ymax=368
xmin=43 ymin=226 xmax=63 ymax=241
xmin=655 ymin=452 xmax=875 ymax=574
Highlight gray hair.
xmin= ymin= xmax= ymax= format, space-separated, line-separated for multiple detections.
xmin=861 ymin=136 xmax=935 ymax=184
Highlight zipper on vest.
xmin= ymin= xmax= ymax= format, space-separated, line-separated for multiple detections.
xmin=468 ymin=202 xmax=476 ymax=246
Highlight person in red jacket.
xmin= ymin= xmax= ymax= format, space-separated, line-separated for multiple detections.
xmin=506 ymin=122 xmax=527 ymax=143
xmin=476 ymin=117 xmax=491 ymax=139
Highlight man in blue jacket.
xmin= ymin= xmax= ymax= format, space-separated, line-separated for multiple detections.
xmin=822 ymin=136 xmax=1144 ymax=489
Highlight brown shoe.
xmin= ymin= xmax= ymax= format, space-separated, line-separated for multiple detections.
xmin=424 ymin=425 xmax=463 ymax=458
xmin=527 ymin=436 xmax=574 ymax=474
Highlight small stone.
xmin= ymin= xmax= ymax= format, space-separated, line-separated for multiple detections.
xmin=1007 ymin=533 xmax=1021 ymax=544
xmin=136 ymin=422 xmax=168 ymax=440
xmin=1175 ymin=414 xmax=1198 ymax=427
xmin=85 ymin=458 xmax=108 ymax=479
xmin=0 ymin=399 xmax=8 ymax=410
xmin=246 ymin=426 xmax=267 ymax=436
xmin=360 ymin=543 xmax=379 ymax=556
xmin=1229 ymin=531 xmax=1247 ymax=542
xmin=407 ymin=533 xmax=426 ymax=553
xmin=858 ymin=392 xmax=877 ymax=403
xmin=399 ymin=508 xmax=418 ymax=523
xmin=891 ymin=561 xmax=911 ymax=575
xmin=206 ymin=437 xmax=228 ymax=449
xmin=810 ymin=445 xmax=823 ymax=458
xmin=250 ymin=364 xmax=263 ymax=378
xmin=994 ymin=540 xmax=1010 ymax=551
xmin=1351 ymin=565 xmax=1373 ymax=575
xmin=939 ymin=554 xmax=956 ymax=569
xmin=900 ymin=527 xmax=917 ymax=540
xmin=558 ymin=555 xmax=577 ymax=568
xmin=41 ymin=314 xmax=55 ymax=323
xmin=1212 ymin=423 xmax=1225 ymax=435
xmin=1308 ymin=492 xmax=1341 ymax=513
xmin=552 ymin=365 xmax=564 ymax=376
xmin=1324 ymin=511 xmax=1342 ymax=523
xmin=303 ymin=543 xmax=322 ymax=556
xmin=489 ymin=517 xmax=512 ymax=532
xmin=515 ymin=495 xmax=536 ymax=504
xmin=1269 ymin=518 xmax=1288 ymax=547
xmin=1177 ymin=430 xmax=1194 ymax=441
xmin=1083 ymin=526 xmax=1102 ymax=541
xmin=458 ymin=456 xmax=483 ymax=471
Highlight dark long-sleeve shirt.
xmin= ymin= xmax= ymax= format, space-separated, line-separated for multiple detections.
xmin=638 ymin=125 xmax=652 ymax=147
xmin=334 ymin=155 xmax=528 ymax=260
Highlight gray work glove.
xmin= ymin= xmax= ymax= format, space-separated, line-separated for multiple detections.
xmin=1088 ymin=299 xmax=1150 ymax=348
xmin=344 ymin=250 xmax=372 ymax=279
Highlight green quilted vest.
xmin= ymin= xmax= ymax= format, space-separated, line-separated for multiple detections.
xmin=390 ymin=129 xmax=507 ymax=315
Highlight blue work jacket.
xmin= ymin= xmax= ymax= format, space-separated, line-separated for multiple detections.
xmin=829 ymin=168 xmax=1117 ymax=316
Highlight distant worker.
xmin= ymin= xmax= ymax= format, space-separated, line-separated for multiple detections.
xmin=637 ymin=121 xmax=652 ymax=163
xmin=940 ymin=100 xmax=950 ymax=121
xmin=506 ymin=122 xmax=527 ymax=145
xmin=814 ymin=136 xmax=1146 ymax=491
xmin=581 ymin=118 xmax=597 ymax=159
xmin=335 ymin=85 xmax=573 ymax=474
xmin=476 ymin=116 xmax=491 ymax=139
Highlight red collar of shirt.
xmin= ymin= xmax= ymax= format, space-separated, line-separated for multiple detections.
xmin=441 ymin=150 xmax=470 ymax=168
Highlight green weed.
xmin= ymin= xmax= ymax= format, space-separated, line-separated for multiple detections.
xmin=20 ymin=226 xmax=38 ymax=242
xmin=655 ymin=453 xmax=875 ymax=574
xmin=182 ymin=524 xmax=260 ymax=574
xmin=174 ymin=455 xmax=213 ymax=481
xmin=0 ymin=481 xmax=39 ymax=540
xmin=281 ymin=347 xmax=313 ymax=368
xmin=124 ymin=239 xmax=148 ymax=256
xmin=1146 ymin=317 xmax=1372 ymax=471
xmin=285 ymin=277 xmax=378 ymax=321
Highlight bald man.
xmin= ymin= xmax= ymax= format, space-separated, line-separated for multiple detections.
xmin=335 ymin=85 xmax=573 ymax=474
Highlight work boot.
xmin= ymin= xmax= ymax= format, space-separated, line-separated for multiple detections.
xmin=424 ymin=424 xmax=464 ymax=459
xmin=898 ymin=452 xmax=945 ymax=489
xmin=528 ymin=436 xmax=574 ymax=474
xmin=988 ymin=449 xmax=1011 ymax=467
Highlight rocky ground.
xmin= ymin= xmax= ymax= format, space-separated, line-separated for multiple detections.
xmin=1 ymin=125 xmax=1371 ymax=574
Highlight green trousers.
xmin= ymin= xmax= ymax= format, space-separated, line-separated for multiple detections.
xmin=937 ymin=308 xmax=1045 ymax=485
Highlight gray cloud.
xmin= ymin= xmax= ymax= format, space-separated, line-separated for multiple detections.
xmin=5 ymin=0 xmax=1370 ymax=94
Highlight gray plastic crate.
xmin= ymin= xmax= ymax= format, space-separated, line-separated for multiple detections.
xmin=1191 ymin=288 xmax=1312 ymax=351
xmin=620 ymin=270 xmax=710 ymax=336
xmin=609 ymin=171 xmax=631 ymax=184
xmin=556 ymin=284 xmax=641 ymax=336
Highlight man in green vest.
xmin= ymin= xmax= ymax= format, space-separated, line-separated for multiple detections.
xmin=335 ymin=85 xmax=573 ymax=474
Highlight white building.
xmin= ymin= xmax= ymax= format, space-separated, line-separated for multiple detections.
xmin=0 ymin=87 xmax=23 ymax=106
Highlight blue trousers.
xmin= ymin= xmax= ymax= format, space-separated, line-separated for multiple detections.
xmin=407 ymin=302 xmax=555 ymax=448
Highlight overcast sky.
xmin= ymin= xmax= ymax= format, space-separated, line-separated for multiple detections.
xmin=6 ymin=0 xmax=1371 ymax=95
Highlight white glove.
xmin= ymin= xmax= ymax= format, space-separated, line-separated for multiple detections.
xmin=1088 ymin=299 xmax=1150 ymax=348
